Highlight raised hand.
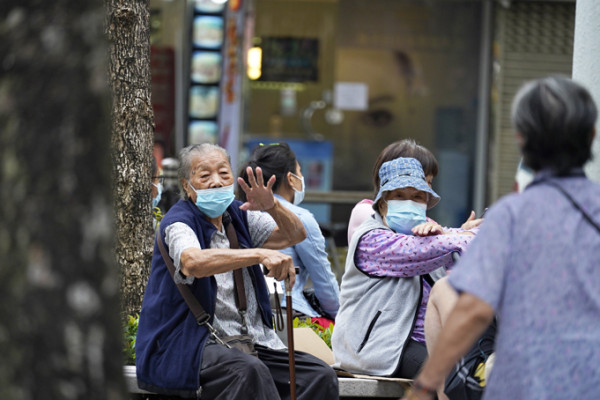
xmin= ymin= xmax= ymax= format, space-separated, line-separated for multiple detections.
xmin=237 ymin=166 xmax=277 ymax=211
xmin=461 ymin=210 xmax=483 ymax=230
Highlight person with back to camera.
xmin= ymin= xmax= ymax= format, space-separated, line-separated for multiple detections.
xmin=332 ymin=157 xmax=476 ymax=379
xmin=346 ymin=139 xmax=482 ymax=244
xmin=403 ymin=76 xmax=600 ymax=400
xmin=238 ymin=142 xmax=340 ymax=325
xmin=135 ymin=143 xmax=339 ymax=399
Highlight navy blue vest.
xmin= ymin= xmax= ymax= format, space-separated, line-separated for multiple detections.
xmin=136 ymin=199 xmax=273 ymax=397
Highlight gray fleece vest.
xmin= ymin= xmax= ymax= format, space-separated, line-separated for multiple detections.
xmin=331 ymin=213 xmax=446 ymax=376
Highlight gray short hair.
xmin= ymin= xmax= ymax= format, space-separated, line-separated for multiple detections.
xmin=178 ymin=144 xmax=231 ymax=198
xmin=511 ymin=75 xmax=597 ymax=174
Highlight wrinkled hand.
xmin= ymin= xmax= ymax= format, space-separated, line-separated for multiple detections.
xmin=400 ymin=380 xmax=437 ymax=400
xmin=461 ymin=210 xmax=483 ymax=230
xmin=412 ymin=221 xmax=444 ymax=236
xmin=237 ymin=166 xmax=277 ymax=211
xmin=260 ymin=250 xmax=296 ymax=288
xmin=400 ymin=389 xmax=436 ymax=400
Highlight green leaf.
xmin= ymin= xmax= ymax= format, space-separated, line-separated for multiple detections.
xmin=123 ymin=314 xmax=139 ymax=365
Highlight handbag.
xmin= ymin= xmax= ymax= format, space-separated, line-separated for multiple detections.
xmin=156 ymin=213 xmax=257 ymax=356
xmin=303 ymin=288 xmax=335 ymax=321
xmin=220 ymin=334 xmax=258 ymax=356
xmin=444 ymin=319 xmax=496 ymax=400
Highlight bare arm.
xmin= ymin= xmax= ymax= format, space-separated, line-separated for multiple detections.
xmin=261 ymin=199 xmax=306 ymax=249
xmin=180 ymin=247 xmax=296 ymax=286
xmin=404 ymin=293 xmax=494 ymax=399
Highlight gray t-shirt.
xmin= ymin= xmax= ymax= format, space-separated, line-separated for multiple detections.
xmin=165 ymin=210 xmax=285 ymax=350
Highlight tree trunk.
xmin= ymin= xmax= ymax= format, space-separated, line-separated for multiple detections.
xmin=0 ymin=1 xmax=127 ymax=399
xmin=106 ymin=0 xmax=155 ymax=319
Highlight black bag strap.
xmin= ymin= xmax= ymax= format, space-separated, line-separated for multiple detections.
xmin=225 ymin=222 xmax=247 ymax=311
xmin=156 ymin=229 xmax=210 ymax=326
xmin=157 ymin=213 xmax=253 ymax=336
xmin=224 ymin=221 xmax=251 ymax=334
xmin=545 ymin=180 xmax=600 ymax=234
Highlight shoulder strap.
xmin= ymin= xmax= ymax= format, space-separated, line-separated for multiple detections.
xmin=156 ymin=229 xmax=210 ymax=325
xmin=225 ymin=222 xmax=247 ymax=312
xmin=545 ymin=180 xmax=600 ymax=234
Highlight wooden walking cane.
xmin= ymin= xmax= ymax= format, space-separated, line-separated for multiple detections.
xmin=285 ymin=276 xmax=297 ymax=400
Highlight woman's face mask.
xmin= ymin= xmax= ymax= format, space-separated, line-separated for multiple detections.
xmin=385 ymin=199 xmax=427 ymax=234
xmin=152 ymin=182 xmax=163 ymax=209
xmin=188 ymin=181 xmax=235 ymax=218
xmin=290 ymin=173 xmax=305 ymax=205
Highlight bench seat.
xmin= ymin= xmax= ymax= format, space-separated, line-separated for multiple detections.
xmin=123 ymin=365 xmax=408 ymax=398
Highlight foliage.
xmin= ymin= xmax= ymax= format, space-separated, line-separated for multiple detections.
xmin=122 ymin=313 xmax=335 ymax=366
xmin=123 ymin=314 xmax=139 ymax=365
xmin=292 ymin=317 xmax=334 ymax=349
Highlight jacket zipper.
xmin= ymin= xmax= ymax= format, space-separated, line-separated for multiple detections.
xmin=357 ymin=310 xmax=382 ymax=353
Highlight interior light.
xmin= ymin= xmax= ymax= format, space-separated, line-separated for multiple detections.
xmin=247 ymin=46 xmax=262 ymax=80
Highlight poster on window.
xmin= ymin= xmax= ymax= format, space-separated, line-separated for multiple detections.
xmin=189 ymin=86 xmax=219 ymax=119
xmin=193 ymin=16 xmax=224 ymax=49
xmin=194 ymin=0 xmax=226 ymax=14
xmin=191 ymin=51 xmax=222 ymax=84
xmin=188 ymin=120 xmax=219 ymax=144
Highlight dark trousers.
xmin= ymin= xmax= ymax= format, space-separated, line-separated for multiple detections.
xmin=392 ymin=339 xmax=428 ymax=379
xmin=198 ymin=343 xmax=339 ymax=400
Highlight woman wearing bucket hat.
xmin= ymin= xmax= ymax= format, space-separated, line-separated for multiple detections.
xmin=332 ymin=157 xmax=476 ymax=379
xmin=346 ymin=139 xmax=484 ymax=244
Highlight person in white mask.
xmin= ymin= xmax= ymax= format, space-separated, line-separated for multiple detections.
xmin=332 ymin=157 xmax=476 ymax=380
xmin=238 ymin=142 xmax=340 ymax=324
xmin=151 ymin=157 xmax=164 ymax=230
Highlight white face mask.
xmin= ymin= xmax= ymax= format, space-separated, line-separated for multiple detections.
xmin=290 ymin=173 xmax=305 ymax=205
xmin=152 ymin=182 xmax=163 ymax=209
xmin=385 ymin=200 xmax=427 ymax=234
xmin=188 ymin=181 xmax=235 ymax=218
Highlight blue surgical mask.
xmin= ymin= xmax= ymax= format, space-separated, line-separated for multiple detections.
xmin=189 ymin=182 xmax=235 ymax=218
xmin=385 ymin=200 xmax=427 ymax=234
xmin=291 ymin=173 xmax=305 ymax=205
xmin=152 ymin=182 xmax=163 ymax=209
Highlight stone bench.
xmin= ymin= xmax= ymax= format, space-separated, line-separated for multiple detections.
xmin=124 ymin=365 xmax=408 ymax=398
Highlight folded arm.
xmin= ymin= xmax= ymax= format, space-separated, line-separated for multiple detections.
xmin=356 ymin=229 xmax=474 ymax=277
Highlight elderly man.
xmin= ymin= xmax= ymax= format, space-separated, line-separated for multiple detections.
xmin=136 ymin=144 xmax=339 ymax=399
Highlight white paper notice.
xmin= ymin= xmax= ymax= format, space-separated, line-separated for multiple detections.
xmin=334 ymin=82 xmax=369 ymax=111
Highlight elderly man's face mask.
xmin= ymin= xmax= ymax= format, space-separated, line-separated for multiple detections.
xmin=189 ymin=182 xmax=235 ymax=218
xmin=186 ymin=150 xmax=235 ymax=217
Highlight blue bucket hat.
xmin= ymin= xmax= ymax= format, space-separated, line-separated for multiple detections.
xmin=374 ymin=157 xmax=440 ymax=209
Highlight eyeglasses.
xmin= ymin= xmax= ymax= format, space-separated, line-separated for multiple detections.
xmin=152 ymin=176 xmax=165 ymax=184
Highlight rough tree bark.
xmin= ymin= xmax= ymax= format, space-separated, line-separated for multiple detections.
xmin=0 ymin=1 xmax=127 ymax=399
xmin=106 ymin=0 xmax=155 ymax=319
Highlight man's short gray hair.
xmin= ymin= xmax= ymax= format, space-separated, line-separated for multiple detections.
xmin=178 ymin=144 xmax=231 ymax=200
